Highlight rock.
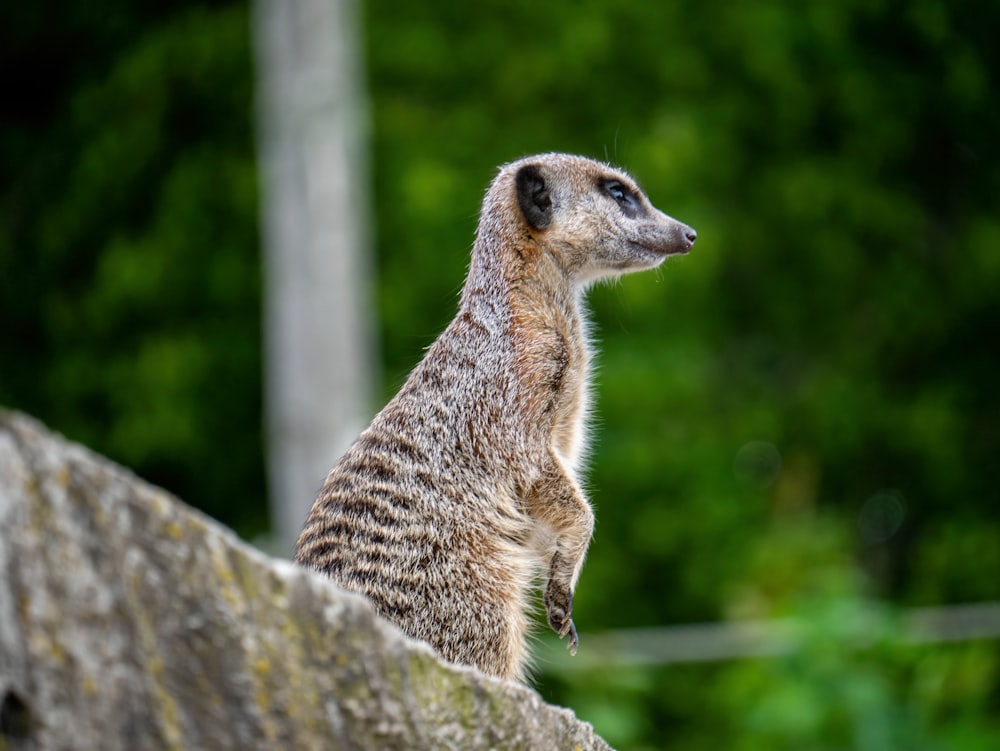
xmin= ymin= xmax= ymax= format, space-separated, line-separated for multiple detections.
xmin=0 ymin=410 xmax=611 ymax=751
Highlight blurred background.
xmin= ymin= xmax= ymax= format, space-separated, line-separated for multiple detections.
xmin=2 ymin=1 xmax=998 ymax=748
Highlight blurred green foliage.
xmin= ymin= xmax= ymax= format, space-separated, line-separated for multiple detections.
xmin=543 ymin=517 xmax=1000 ymax=749
xmin=2 ymin=0 xmax=998 ymax=747
xmin=1 ymin=3 xmax=265 ymax=533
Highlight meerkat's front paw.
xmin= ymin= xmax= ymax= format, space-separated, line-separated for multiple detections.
xmin=544 ymin=580 xmax=579 ymax=655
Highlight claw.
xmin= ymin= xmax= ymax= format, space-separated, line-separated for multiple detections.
xmin=557 ymin=613 xmax=573 ymax=638
xmin=545 ymin=580 xmax=578 ymax=652
xmin=565 ymin=622 xmax=579 ymax=656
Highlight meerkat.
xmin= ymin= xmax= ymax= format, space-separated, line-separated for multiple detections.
xmin=295 ymin=152 xmax=696 ymax=682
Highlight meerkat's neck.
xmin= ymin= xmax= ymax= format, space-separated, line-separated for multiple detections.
xmin=465 ymin=223 xmax=580 ymax=314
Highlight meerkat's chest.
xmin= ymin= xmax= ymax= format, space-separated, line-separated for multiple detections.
xmin=551 ymin=335 xmax=592 ymax=473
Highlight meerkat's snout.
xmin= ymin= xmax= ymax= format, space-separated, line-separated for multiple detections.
xmin=634 ymin=213 xmax=697 ymax=261
xmin=670 ymin=221 xmax=697 ymax=254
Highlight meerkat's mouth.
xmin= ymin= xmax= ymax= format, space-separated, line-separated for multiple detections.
xmin=628 ymin=240 xmax=691 ymax=258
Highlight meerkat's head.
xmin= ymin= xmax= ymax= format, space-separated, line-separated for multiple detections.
xmin=485 ymin=153 xmax=696 ymax=285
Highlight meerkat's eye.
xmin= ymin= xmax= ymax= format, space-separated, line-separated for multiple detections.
xmin=606 ymin=182 xmax=626 ymax=200
xmin=601 ymin=180 xmax=641 ymax=217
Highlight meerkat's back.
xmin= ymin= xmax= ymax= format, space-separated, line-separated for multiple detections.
xmin=295 ymin=152 xmax=696 ymax=681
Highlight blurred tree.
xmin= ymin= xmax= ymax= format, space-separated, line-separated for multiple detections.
xmin=252 ymin=0 xmax=375 ymax=554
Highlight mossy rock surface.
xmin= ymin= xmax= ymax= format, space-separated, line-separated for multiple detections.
xmin=0 ymin=409 xmax=611 ymax=751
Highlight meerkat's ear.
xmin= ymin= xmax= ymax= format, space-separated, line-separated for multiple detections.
xmin=515 ymin=163 xmax=553 ymax=230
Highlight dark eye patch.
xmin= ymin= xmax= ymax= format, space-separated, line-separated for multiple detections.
xmin=600 ymin=179 xmax=642 ymax=218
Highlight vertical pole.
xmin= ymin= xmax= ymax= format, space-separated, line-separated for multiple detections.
xmin=252 ymin=0 xmax=375 ymax=554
